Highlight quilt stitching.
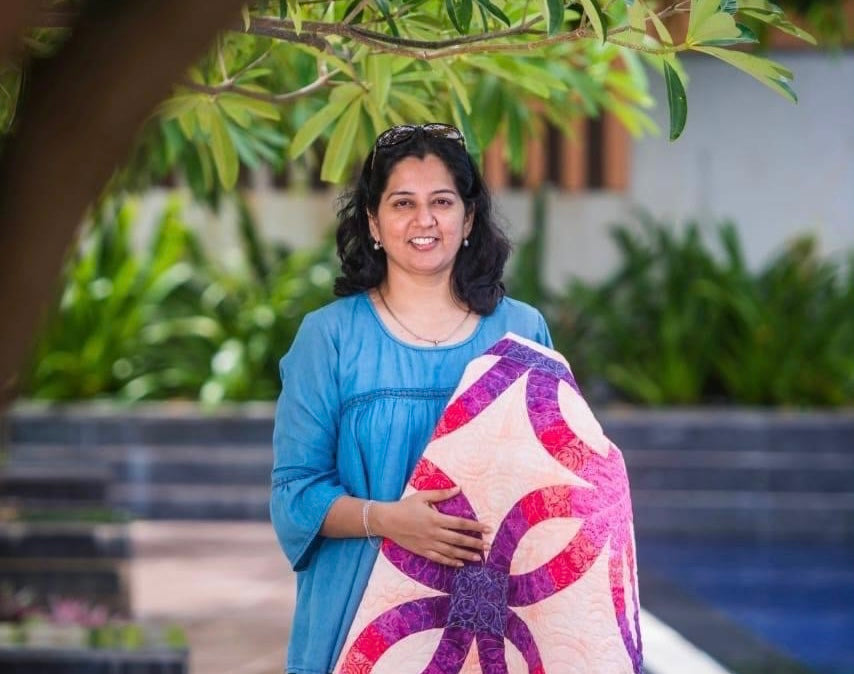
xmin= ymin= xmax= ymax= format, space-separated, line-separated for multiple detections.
xmin=337 ymin=336 xmax=643 ymax=673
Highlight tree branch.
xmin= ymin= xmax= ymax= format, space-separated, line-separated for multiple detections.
xmin=248 ymin=16 xmax=545 ymax=51
xmin=178 ymin=68 xmax=339 ymax=103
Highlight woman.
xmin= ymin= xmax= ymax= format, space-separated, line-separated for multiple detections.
xmin=270 ymin=123 xmax=553 ymax=674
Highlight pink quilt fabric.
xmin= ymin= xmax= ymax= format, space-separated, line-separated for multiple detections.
xmin=334 ymin=334 xmax=643 ymax=674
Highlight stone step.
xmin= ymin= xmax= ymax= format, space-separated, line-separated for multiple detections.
xmin=9 ymin=405 xmax=854 ymax=451
xmin=632 ymin=489 xmax=854 ymax=541
xmin=624 ymin=447 xmax=854 ymax=492
xmin=7 ymin=444 xmax=273 ymax=486
xmin=0 ymin=522 xmax=131 ymax=558
xmin=111 ymin=484 xmax=270 ymax=520
xmin=8 ymin=443 xmax=271 ymax=463
xmin=0 ymin=465 xmax=111 ymax=505
xmin=604 ymin=411 xmax=854 ymax=453
xmin=7 ymin=404 xmax=275 ymax=446
xmin=9 ymin=442 xmax=851 ymax=494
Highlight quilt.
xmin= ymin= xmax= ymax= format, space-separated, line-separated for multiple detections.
xmin=334 ymin=334 xmax=643 ymax=673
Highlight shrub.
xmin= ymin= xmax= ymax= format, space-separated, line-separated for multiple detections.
xmin=546 ymin=215 xmax=854 ymax=407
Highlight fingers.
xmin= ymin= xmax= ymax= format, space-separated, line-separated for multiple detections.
xmin=427 ymin=540 xmax=485 ymax=567
xmin=418 ymin=487 xmax=491 ymax=535
xmin=446 ymin=530 xmax=490 ymax=552
xmin=424 ymin=549 xmax=468 ymax=567
xmin=420 ymin=486 xmax=461 ymax=503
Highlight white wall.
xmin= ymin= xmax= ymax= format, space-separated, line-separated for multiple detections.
xmin=542 ymin=49 xmax=854 ymax=289
xmin=630 ymin=50 xmax=854 ymax=268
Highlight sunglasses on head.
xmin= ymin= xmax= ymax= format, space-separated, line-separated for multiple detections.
xmin=370 ymin=123 xmax=466 ymax=171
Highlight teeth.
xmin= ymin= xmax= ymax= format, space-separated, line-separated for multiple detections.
xmin=411 ymin=237 xmax=436 ymax=245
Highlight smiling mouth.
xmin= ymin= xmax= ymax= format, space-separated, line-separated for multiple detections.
xmin=410 ymin=237 xmax=438 ymax=245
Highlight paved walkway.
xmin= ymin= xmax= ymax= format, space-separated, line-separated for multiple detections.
xmin=129 ymin=521 xmax=732 ymax=674
xmin=130 ymin=520 xmax=295 ymax=674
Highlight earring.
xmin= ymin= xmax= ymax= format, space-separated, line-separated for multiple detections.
xmin=373 ymin=240 xmax=382 ymax=250
xmin=463 ymin=238 xmax=469 ymax=248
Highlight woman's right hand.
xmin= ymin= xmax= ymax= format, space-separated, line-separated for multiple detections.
xmin=371 ymin=487 xmax=491 ymax=567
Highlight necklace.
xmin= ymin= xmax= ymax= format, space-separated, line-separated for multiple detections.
xmin=377 ymin=289 xmax=472 ymax=346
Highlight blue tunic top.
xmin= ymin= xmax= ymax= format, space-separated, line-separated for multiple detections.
xmin=270 ymin=292 xmax=552 ymax=674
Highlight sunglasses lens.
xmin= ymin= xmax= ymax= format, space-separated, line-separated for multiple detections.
xmin=371 ymin=123 xmax=466 ymax=170
xmin=421 ymin=123 xmax=464 ymax=143
xmin=376 ymin=125 xmax=417 ymax=148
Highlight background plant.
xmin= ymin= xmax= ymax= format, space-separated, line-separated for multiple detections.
xmin=135 ymin=200 xmax=337 ymax=404
xmin=546 ymin=215 xmax=854 ymax=406
xmin=24 ymin=199 xmax=205 ymax=400
xmin=23 ymin=197 xmax=336 ymax=403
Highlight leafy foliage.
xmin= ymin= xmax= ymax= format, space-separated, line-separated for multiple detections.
xmin=546 ymin=215 xmax=854 ymax=406
xmin=2 ymin=0 xmax=817 ymax=197
xmin=23 ymin=197 xmax=336 ymax=403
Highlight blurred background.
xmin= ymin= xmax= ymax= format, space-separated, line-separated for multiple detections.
xmin=1 ymin=0 xmax=852 ymax=672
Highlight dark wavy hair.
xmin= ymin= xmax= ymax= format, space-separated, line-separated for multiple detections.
xmin=333 ymin=128 xmax=511 ymax=315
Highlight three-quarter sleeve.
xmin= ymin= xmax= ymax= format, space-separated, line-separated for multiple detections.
xmin=270 ymin=312 xmax=347 ymax=572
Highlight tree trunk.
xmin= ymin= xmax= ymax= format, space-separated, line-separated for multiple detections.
xmin=0 ymin=0 xmax=246 ymax=409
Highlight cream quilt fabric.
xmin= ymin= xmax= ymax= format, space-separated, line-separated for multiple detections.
xmin=334 ymin=334 xmax=643 ymax=674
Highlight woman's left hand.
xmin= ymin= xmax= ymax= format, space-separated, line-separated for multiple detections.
xmin=371 ymin=487 xmax=491 ymax=567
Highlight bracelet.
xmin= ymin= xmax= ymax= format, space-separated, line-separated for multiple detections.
xmin=362 ymin=500 xmax=381 ymax=549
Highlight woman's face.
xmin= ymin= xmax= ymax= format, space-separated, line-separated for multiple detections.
xmin=368 ymin=153 xmax=473 ymax=286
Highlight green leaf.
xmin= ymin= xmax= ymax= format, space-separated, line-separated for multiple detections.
xmin=543 ymin=0 xmax=565 ymax=35
xmin=241 ymin=5 xmax=251 ymax=31
xmin=505 ymin=103 xmax=525 ymax=173
xmin=209 ymin=112 xmax=238 ymax=189
xmin=693 ymin=45 xmax=797 ymax=102
xmin=645 ymin=1 xmax=674 ymax=44
xmin=225 ymin=94 xmax=280 ymax=121
xmin=663 ymin=58 xmax=687 ymax=141
xmin=696 ymin=22 xmax=757 ymax=46
xmin=362 ymin=96 xmax=387 ymax=137
xmin=445 ymin=0 xmax=474 ymax=34
xmin=367 ymin=55 xmax=392 ymax=110
xmin=157 ymin=94 xmax=202 ymax=121
xmin=289 ymin=83 xmax=362 ymax=158
xmin=688 ymin=0 xmax=723 ymax=38
xmin=230 ymin=127 xmax=261 ymax=169
xmin=218 ymin=96 xmax=252 ymax=128
xmin=195 ymin=102 xmax=215 ymax=135
xmin=739 ymin=9 xmax=817 ymax=45
xmin=474 ymin=0 xmax=511 ymax=26
xmin=579 ymin=0 xmax=606 ymax=43
xmin=436 ymin=61 xmax=471 ymax=114
xmin=627 ymin=0 xmax=647 ymax=32
xmin=342 ymin=0 xmax=365 ymax=23
xmin=389 ymin=90 xmax=434 ymax=121
xmin=451 ymin=95 xmax=480 ymax=164
xmin=607 ymin=98 xmax=659 ymax=137
xmin=688 ymin=9 xmax=740 ymax=44
xmin=320 ymin=100 xmax=363 ymax=183
xmin=469 ymin=56 xmax=554 ymax=97
xmin=287 ymin=0 xmax=302 ymax=33
xmin=374 ymin=0 xmax=400 ymax=36
xmin=234 ymin=67 xmax=273 ymax=84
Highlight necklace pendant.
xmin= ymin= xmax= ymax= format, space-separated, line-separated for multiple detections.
xmin=431 ymin=339 xmax=440 ymax=346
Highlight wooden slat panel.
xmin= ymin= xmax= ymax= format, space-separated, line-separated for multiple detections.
xmin=603 ymin=111 xmax=630 ymax=191
xmin=561 ymin=117 xmax=588 ymax=192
